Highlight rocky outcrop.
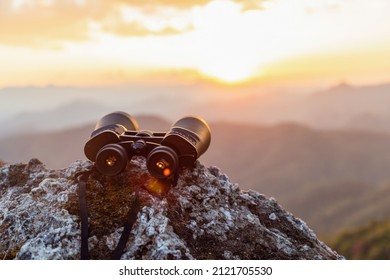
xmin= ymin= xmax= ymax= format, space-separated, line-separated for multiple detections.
xmin=0 ymin=158 xmax=343 ymax=260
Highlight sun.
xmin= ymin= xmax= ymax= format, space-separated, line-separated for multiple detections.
xmin=187 ymin=0 xmax=264 ymax=84
xmin=198 ymin=62 xmax=258 ymax=84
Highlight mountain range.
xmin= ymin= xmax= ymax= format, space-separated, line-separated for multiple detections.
xmin=2 ymin=82 xmax=390 ymax=139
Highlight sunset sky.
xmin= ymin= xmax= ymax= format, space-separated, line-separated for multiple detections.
xmin=1 ymin=0 xmax=390 ymax=88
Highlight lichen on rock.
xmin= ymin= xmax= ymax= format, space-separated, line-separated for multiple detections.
xmin=0 ymin=158 xmax=343 ymax=260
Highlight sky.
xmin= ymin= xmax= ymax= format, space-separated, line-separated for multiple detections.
xmin=1 ymin=0 xmax=390 ymax=88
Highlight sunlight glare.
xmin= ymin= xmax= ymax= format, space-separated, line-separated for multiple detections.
xmin=198 ymin=58 xmax=259 ymax=84
xmin=190 ymin=0 xmax=264 ymax=83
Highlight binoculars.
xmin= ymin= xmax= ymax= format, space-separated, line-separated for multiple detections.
xmin=84 ymin=112 xmax=211 ymax=181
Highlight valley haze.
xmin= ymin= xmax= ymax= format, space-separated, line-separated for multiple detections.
xmin=2 ymin=82 xmax=390 ymax=139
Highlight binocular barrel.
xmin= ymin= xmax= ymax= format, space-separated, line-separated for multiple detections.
xmin=84 ymin=112 xmax=211 ymax=179
xmin=161 ymin=116 xmax=211 ymax=166
xmin=91 ymin=111 xmax=139 ymax=138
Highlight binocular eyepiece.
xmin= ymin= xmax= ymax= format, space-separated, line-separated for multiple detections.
xmin=84 ymin=111 xmax=211 ymax=181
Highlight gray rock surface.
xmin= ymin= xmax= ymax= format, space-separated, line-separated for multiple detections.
xmin=0 ymin=158 xmax=343 ymax=259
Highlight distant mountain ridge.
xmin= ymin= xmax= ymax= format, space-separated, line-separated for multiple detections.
xmin=2 ymin=82 xmax=390 ymax=138
xmin=303 ymin=82 xmax=390 ymax=131
xmin=0 ymin=100 xmax=111 ymax=139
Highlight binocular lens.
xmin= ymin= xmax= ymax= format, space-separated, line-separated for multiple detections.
xmin=147 ymin=146 xmax=178 ymax=179
xmin=96 ymin=144 xmax=128 ymax=176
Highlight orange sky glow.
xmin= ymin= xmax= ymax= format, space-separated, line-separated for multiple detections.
xmin=1 ymin=0 xmax=390 ymax=88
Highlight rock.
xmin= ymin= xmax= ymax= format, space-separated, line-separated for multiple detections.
xmin=0 ymin=158 xmax=343 ymax=260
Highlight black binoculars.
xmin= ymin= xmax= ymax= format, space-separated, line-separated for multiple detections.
xmin=84 ymin=112 xmax=211 ymax=181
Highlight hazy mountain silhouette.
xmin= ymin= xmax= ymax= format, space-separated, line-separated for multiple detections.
xmin=0 ymin=99 xmax=112 ymax=139
xmin=0 ymin=85 xmax=208 ymax=138
xmin=2 ymin=82 xmax=390 ymax=138
xmin=346 ymin=113 xmax=390 ymax=133
xmin=301 ymin=82 xmax=390 ymax=131
xmin=188 ymin=82 xmax=390 ymax=133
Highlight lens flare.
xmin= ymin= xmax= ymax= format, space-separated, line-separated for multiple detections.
xmin=156 ymin=161 xmax=166 ymax=169
xmin=155 ymin=160 xmax=172 ymax=177
xmin=106 ymin=156 xmax=117 ymax=166
xmin=163 ymin=168 xmax=171 ymax=177
xmin=145 ymin=178 xmax=169 ymax=195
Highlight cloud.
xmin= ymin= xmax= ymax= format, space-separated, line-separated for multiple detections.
xmin=0 ymin=1 xmax=100 ymax=47
xmin=109 ymin=0 xmax=268 ymax=12
xmin=0 ymin=0 xmax=268 ymax=47
xmin=101 ymin=21 xmax=190 ymax=37
xmin=113 ymin=0 xmax=266 ymax=9
xmin=112 ymin=0 xmax=210 ymax=9
xmin=233 ymin=0 xmax=268 ymax=10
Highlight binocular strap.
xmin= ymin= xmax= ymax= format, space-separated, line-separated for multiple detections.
xmin=111 ymin=192 xmax=140 ymax=260
xmin=75 ymin=170 xmax=140 ymax=260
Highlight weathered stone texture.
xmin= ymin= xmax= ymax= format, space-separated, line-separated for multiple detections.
xmin=0 ymin=158 xmax=342 ymax=260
